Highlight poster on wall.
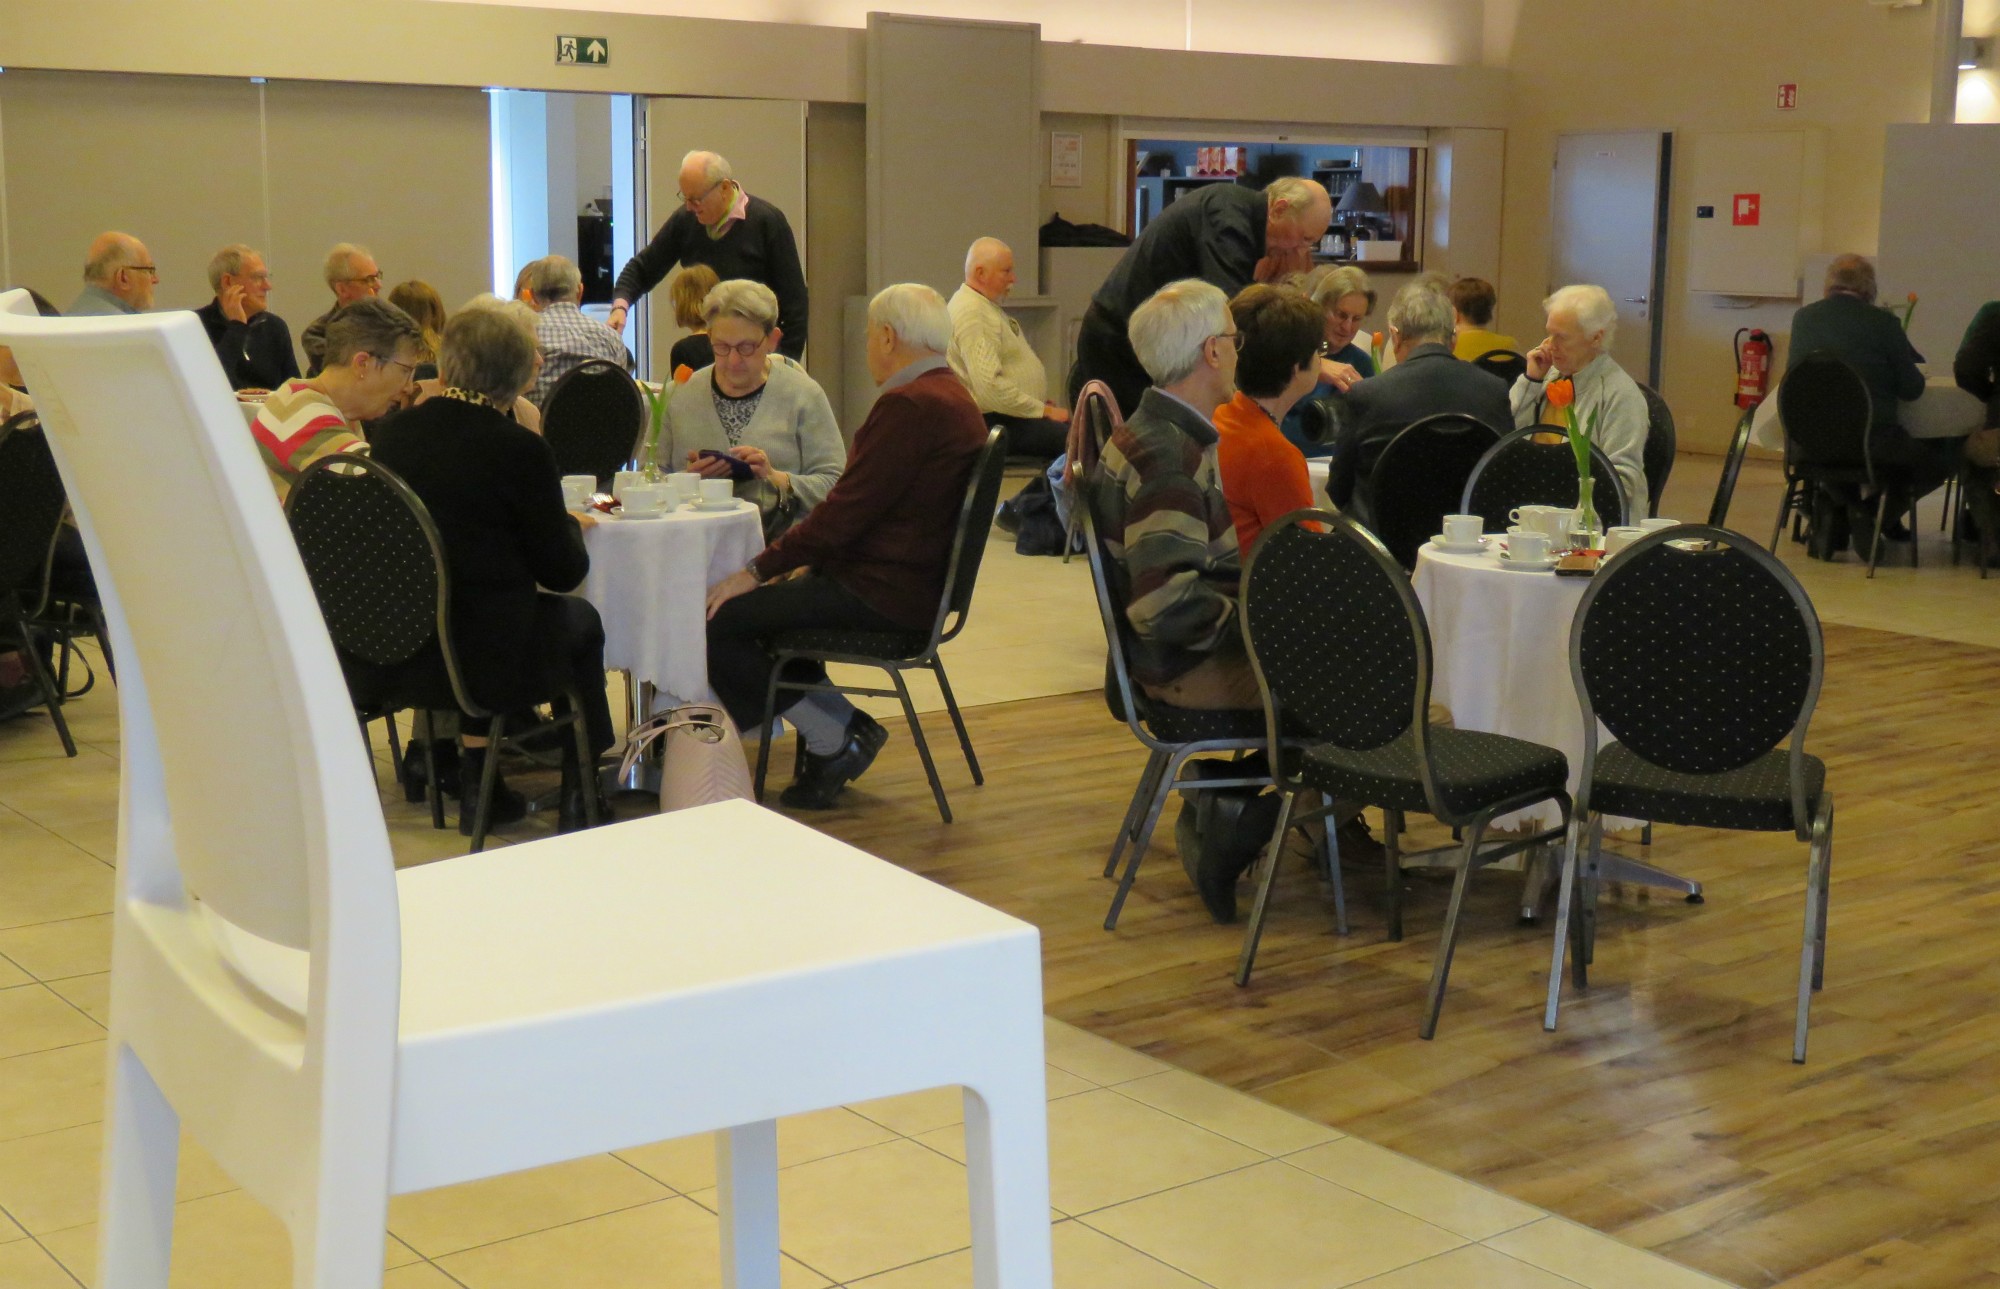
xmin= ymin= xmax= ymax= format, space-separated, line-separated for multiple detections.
xmin=1050 ymin=131 xmax=1083 ymax=188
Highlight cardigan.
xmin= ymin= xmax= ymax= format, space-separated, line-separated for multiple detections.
xmin=665 ymin=358 xmax=845 ymax=517
xmin=613 ymin=194 xmax=809 ymax=358
xmin=1509 ymin=352 xmax=1651 ymax=521
xmin=946 ymin=283 xmax=1048 ymax=418
xmin=751 ymin=359 xmax=986 ymax=630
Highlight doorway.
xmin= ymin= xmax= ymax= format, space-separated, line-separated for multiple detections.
xmin=1548 ymin=131 xmax=1671 ymax=389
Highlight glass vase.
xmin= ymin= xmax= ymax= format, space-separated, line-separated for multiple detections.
xmin=1572 ymin=474 xmax=1604 ymax=551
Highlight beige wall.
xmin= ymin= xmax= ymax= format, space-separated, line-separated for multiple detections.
xmin=1497 ymin=0 xmax=1936 ymax=455
xmin=1038 ymin=114 xmax=1121 ymax=231
xmin=805 ymin=102 xmax=867 ymax=427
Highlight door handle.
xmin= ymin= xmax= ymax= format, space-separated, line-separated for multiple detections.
xmin=1624 ymin=296 xmax=1649 ymax=303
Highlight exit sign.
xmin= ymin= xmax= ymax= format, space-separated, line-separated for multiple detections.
xmin=1777 ymin=83 xmax=1798 ymax=109
xmin=557 ymin=35 xmax=609 ymax=65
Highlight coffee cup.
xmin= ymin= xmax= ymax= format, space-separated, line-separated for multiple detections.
xmin=1538 ymin=507 xmax=1578 ymax=542
xmin=561 ymin=474 xmax=596 ymax=510
xmin=699 ymin=478 xmax=734 ymax=505
xmin=1509 ymin=504 xmax=1552 ymax=529
xmin=1602 ymin=525 xmax=1645 ymax=556
xmin=1639 ymin=517 xmax=1679 ymax=532
xmin=667 ymin=472 xmax=701 ymax=503
xmin=621 ymin=485 xmax=666 ymax=517
xmin=1508 ymin=530 xmax=1552 ymax=563
xmin=1441 ymin=514 xmax=1483 ymax=545
xmin=613 ymin=470 xmax=645 ymax=502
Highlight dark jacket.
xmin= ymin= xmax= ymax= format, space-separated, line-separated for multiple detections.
xmin=196 ymin=299 xmax=300 ymax=391
xmin=367 ymin=396 xmax=590 ymax=712
xmin=614 ymin=195 xmax=809 ymax=358
xmin=1788 ymin=294 xmax=1924 ymax=430
xmin=1955 ymin=301 xmax=2000 ymax=428
xmin=1326 ymin=344 xmax=1512 ymax=527
xmin=1089 ymin=183 xmax=1267 ymax=329
xmin=752 ymin=359 xmax=987 ymax=630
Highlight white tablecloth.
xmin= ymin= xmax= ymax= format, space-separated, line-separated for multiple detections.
xmin=1749 ymin=374 xmax=1980 ymax=450
xmin=577 ymin=501 xmax=764 ymax=703
xmin=1411 ymin=543 xmax=1617 ymax=831
xmin=1305 ymin=458 xmax=1332 ymax=506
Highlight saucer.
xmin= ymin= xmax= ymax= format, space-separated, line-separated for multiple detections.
xmin=688 ymin=499 xmax=742 ymax=512
xmin=1429 ymin=534 xmax=1489 ymax=555
xmin=612 ymin=509 xmax=669 ymax=521
xmin=1497 ymin=552 xmax=1559 ymax=572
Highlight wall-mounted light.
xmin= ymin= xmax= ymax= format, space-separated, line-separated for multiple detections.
xmin=1961 ymin=36 xmax=1991 ymax=70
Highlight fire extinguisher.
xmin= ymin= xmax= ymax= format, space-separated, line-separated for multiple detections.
xmin=1735 ymin=328 xmax=1773 ymax=409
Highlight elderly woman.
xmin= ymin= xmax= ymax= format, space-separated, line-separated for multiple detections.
xmin=250 ymin=297 xmax=426 ymax=500
xmin=1512 ymin=284 xmax=1649 ymax=521
xmin=367 ymin=304 xmax=614 ymax=834
xmin=666 ymin=278 xmax=844 ymax=538
xmin=406 ymin=295 xmax=543 ymax=432
xmin=1278 ymin=265 xmax=1378 ymax=455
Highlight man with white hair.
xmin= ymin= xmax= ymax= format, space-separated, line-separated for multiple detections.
xmin=301 ymin=242 xmax=383 ymax=376
xmin=1328 ymin=280 xmax=1513 ymax=527
xmin=609 ymin=150 xmax=809 ymax=359
xmin=947 ymin=236 xmax=1068 ymax=459
xmin=196 ymin=243 xmax=300 ymax=390
xmin=522 ymin=254 xmax=632 ymax=407
xmin=67 ymin=232 xmax=157 ymax=316
xmin=704 ymin=283 xmax=986 ymax=810
xmin=1513 ymin=283 xmax=1650 ymax=520
xmin=1071 ymin=177 xmax=1333 ymax=417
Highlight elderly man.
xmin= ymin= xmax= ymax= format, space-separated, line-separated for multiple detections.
xmin=1512 ymin=284 xmax=1650 ymax=521
xmin=301 ymin=243 xmax=383 ymax=377
xmin=609 ymin=151 xmax=808 ymax=360
xmin=704 ymin=283 xmax=985 ymax=809
xmin=947 ymin=237 xmax=1068 ymax=459
xmin=1328 ymin=281 xmax=1513 ymax=528
xmin=523 ymin=254 xmax=632 ymax=408
xmin=68 ymin=232 xmax=157 ymax=316
xmin=250 ymin=296 xmax=425 ymax=501
xmin=1070 ymin=177 xmax=1332 ymax=417
xmin=196 ymin=244 xmax=299 ymax=391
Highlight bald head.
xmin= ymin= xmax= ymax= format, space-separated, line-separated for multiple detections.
xmin=677 ymin=150 xmax=738 ymax=228
xmin=964 ymin=237 xmax=1017 ymax=303
xmin=83 ymin=232 xmax=156 ymax=310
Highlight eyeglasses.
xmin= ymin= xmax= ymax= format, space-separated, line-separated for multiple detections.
xmin=122 ymin=265 xmax=160 ymax=279
xmin=713 ymin=336 xmax=769 ymax=359
xmin=681 ymin=179 xmax=727 ymax=210
xmin=375 ymin=355 xmax=420 ymax=382
xmin=1209 ymin=331 xmax=1245 ymax=353
xmin=340 ymin=273 xmax=384 ymax=288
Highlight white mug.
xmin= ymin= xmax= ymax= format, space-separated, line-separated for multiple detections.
xmin=613 ymin=470 xmax=645 ymax=502
xmin=1639 ymin=517 xmax=1679 ymax=532
xmin=1603 ymin=525 xmax=1645 ymax=556
xmin=561 ymin=474 xmax=596 ymax=510
xmin=1509 ymin=503 xmax=1553 ymax=529
xmin=1538 ymin=507 xmax=1578 ymax=541
xmin=1509 ymin=529 xmax=1552 ymax=563
xmin=667 ymin=471 xmax=701 ymax=503
xmin=621 ymin=485 xmax=666 ymax=516
xmin=699 ymin=477 xmax=735 ymax=505
xmin=1441 ymin=514 xmax=1483 ymax=544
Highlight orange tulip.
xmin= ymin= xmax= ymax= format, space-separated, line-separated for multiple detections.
xmin=1546 ymin=377 xmax=1576 ymax=410
xmin=673 ymin=364 xmax=694 ymax=384
xmin=1908 ymin=292 xmax=1919 ymax=305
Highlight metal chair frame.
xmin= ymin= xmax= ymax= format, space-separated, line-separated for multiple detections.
xmin=541 ymin=357 xmax=647 ymax=485
xmin=1471 ymin=348 xmax=1527 ymax=387
xmin=1638 ymin=381 xmax=1677 ymax=518
xmin=1461 ymin=426 xmax=1628 ymax=532
xmin=1708 ymin=408 xmax=1756 ymax=528
xmin=0 ymin=412 xmax=81 ymax=755
xmin=1768 ymin=353 xmax=1914 ymax=578
xmin=1363 ymin=412 xmax=1504 ymax=570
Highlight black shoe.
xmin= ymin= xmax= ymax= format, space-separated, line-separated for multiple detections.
xmin=994 ymin=499 xmax=1023 ymax=536
xmin=458 ymin=747 xmax=528 ymax=835
xmin=779 ymin=711 xmax=889 ymax=810
xmin=401 ymin=738 xmax=461 ymax=803
xmin=1190 ymin=791 xmax=1281 ymax=924
xmin=558 ymin=780 xmax=614 ymax=833
xmin=1334 ymin=815 xmax=1386 ymax=868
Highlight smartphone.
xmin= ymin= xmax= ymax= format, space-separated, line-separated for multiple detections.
xmin=697 ymin=449 xmax=755 ymax=482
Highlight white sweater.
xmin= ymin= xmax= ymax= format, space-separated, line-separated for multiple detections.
xmin=664 ymin=357 xmax=846 ymax=516
xmin=1509 ymin=352 xmax=1650 ymax=522
xmin=946 ymin=283 xmax=1047 ymax=418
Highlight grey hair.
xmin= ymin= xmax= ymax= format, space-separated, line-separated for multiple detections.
xmin=1265 ymin=176 xmax=1326 ymax=217
xmin=439 ymin=303 xmax=539 ymax=405
xmin=682 ymin=150 xmax=733 ymax=187
xmin=867 ymin=282 xmax=952 ymax=354
xmin=702 ymin=279 xmax=780 ymax=332
xmin=321 ymin=297 xmax=423 ymax=370
xmin=964 ymin=236 xmax=1010 ymax=280
xmin=1310 ymin=265 xmax=1374 ymax=314
xmin=83 ymin=236 xmax=142 ymax=286
xmin=1129 ymin=278 xmax=1230 ymax=386
xmin=322 ymin=243 xmax=375 ymax=288
xmin=207 ymin=244 xmax=258 ymax=294
xmin=1387 ymin=281 xmax=1455 ymax=347
xmin=1544 ymin=284 xmax=1618 ymax=347
xmin=526 ymin=255 xmax=584 ymax=306
xmin=1824 ymin=254 xmax=1878 ymax=305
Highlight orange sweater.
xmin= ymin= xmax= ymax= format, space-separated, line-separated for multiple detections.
xmin=1214 ymin=391 xmax=1313 ymax=552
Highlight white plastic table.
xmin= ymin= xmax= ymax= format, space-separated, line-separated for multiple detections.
xmin=1749 ymin=374 xmax=1980 ymax=449
xmin=576 ymin=500 xmax=764 ymax=705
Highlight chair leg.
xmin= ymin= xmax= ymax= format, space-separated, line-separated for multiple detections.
xmin=1544 ymin=812 xmax=1586 ymax=1031
xmin=961 ymin=1052 xmax=1056 ymax=1289
xmin=1795 ymin=796 xmax=1835 ymax=1063
xmin=717 ymin=1120 xmax=781 ymax=1289
xmin=421 ymin=711 xmax=445 ymax=831
xmin=383 ymin=713 xmax=403 ymax=784
xmin=12 ymin=610 xmax=77 ymax=758
xmin=1908 ymin=495 xmax=1921 ymax=569
xmin=1769 ymin=480 xmax=1796 ymax=553
xmin=931 ymin=662 xmax=983 ymax=786
xmin=1581 ymin=814 xmax=1605 ymax=966
xmin=752 ymin=665 xmax=786 ymax=804
xmin=96 ymin=1043 xmax=180 ymax=1289
xmin=888 ymin=668 xmax=952 ymax=823
xmin=1323 ymin=791 xmax=1349 ymax=937
xmin=1104 ymin=750 xmax=1169 ymax=880
xmin=1104 ymin=751 xmax=1184 ymax=930
xmin=1866 ymin=492 xmax=1887 ymax=578
xmin=569 ymin=695 xmax=603 ymax=827
xmin=1420 ymin=818 xmax=1489 ymax=1040
xmin=1384 ymin=809 xmax=1405 ymax=942
xmin=1234 ymin=790 xmax=1299 ymax=986
xmin=468 ymin=714 xmax=504 ymax=853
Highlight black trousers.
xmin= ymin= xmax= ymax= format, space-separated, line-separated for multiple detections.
xmin=985 ymin=411 xmax=1068 ymax=460
xmin=1067 ymin=304 xmax=1151 ymax=420
xmin=706 ymin=573 xmax=902 ymax=731
xmin=520 ymin=593 xmax=616 ymax=756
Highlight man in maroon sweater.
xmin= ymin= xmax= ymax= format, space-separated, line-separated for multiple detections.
xmin=706 ymin=283 xmax=988 ymax=808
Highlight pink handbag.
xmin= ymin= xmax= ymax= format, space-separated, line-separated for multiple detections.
xmin=617 ymin=704 xmax=754 ymax=813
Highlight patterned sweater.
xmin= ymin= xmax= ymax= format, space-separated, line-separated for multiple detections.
xmin=1092 ymin=387 xmax=1242 ymax=686
xmin=250 ymin=380 xmax=363 ymax=501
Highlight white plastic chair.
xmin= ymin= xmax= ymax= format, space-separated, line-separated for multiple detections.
xmin=0 ymin=294 xmax=1053 ymax=1289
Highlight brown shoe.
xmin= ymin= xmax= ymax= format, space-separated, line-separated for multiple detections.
xmin=1334 ymin=815 xmax=1386 ymax=867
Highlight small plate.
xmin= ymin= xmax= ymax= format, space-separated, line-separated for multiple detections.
xmin=688 ymin=499 xmax=742 ymax=512
xmin=612 ymin=509 xmax=670 ymax=521
xmin=1497 ymin=553 xmax=1559 ymax=572
xmin=1429 ymin=535 xmax=1490 ymax=555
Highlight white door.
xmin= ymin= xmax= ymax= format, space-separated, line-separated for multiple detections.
xmin=638 ymin=97 xmax=806 ymax=379
xmin=1548 ymin=131 xmax=1670 ymax=388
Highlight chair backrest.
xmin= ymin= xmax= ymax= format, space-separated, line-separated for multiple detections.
xmin=0 ymin=292 xmax=398 ymax=992
xmin=1472 ymin=349 xmax=1527 ymax=386
xmin=1708 ymin=408 xmax=1755 ymax=527
xmin=930 ymin=429 xmax=1007 ymax=647
xmin=1777 ymin=352 xmax=1873 ymax=476
xmin=542 ymin=358 xmax=646 ymax=485
xmin=1461 ymin=426 xmax=1626 ymax=532
xmin=1078 ymin=487 xmax=1154 ymax=744
xmin=1365 ymin=412 xmax=1504 ymax=569
xmin=0 ymin=413 xmax=68 ymax=602
xmin=1240 ymin=511 xmax=1431 ymax=759
xmin=1572 ymin=525 xmax=1821 ymax=828
xmin=1638 ymin=382 xmax=1676 ymax=516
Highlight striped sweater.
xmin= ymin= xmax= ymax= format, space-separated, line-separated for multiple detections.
xmin=250 ymin=380 xmax=364 ymax=501
xmin=1092 ymin=386 xmax=1242 ymax=686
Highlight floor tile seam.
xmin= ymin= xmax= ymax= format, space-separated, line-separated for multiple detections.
xmin=582 ymin=1186 xmax=850 ymax=1285
xmin=1268 ymin=1150 xmax=1543 ymax=1242
xmin=1452 ymin=1235 xmax=1596 ymax=1288
xmin=1058 ymin=1155 xmax=1306 ymax=1222
xmin=26 ymin=980 xmax=107 ymax=1033
xmin=33 ymin=1181 xmax=249 ymax=1242
xmin=415 ymin=1252 xmax=474 ymax=1288
xmin=602 ymin=1144 xmax=687 ymax=1196
xmin=1099 ymin=1077 xmax=1335 ymax=1158
xmin=24 ymin=1229 xmax=87 ymax=1287
xmin=1059 ymin=1216 xmax=1229 ymax=1289
xmin=397 ymin=1191 xmax=682 ymax=1263
xmin=0 ymin=805 xmax=117 ymax=872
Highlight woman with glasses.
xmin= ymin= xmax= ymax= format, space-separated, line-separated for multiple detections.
xmin=1280 ymin=265 xmax=1378 ymax=456
xmin=665 ymin=279 xmax=844 ymax=539
xmin=249 ymin=297 xmax=425 ymax=501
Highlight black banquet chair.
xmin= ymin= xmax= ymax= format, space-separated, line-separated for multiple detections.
xmin=1365 ymin=412 xmax=1504 ymax=569
xmin=286 ymin=453 xmax=604 ymax=852
xmin=0 ymin=413 xmax=79 ymax=755
xmin=1638 ymin=382 xmax=1676 ymax=518
xmin=1236 ymin=510 xmax=1572 ymax=1039
xmin=1462 ymin=425 xmax=1626 ymax=533
xmin=1472 ymin=349 xmax=1528 ymax=387
xmin=752 ymin=429 xmax=1007 ymax=824
xmin=1545 ymin=525 xmax=1831 ymax=1063
xmin=1769 ymin=352 xmax=1912 ymax=577
xmin=541 ymin=358 xmax=646 ymax=487
xmin=1708 ymin=407 xmax=1756 ymax=528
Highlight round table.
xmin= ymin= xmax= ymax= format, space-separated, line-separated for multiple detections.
xmin=576 ymin=500 xmax=764 ymax=704
xmin=1305 ymin=458 xmax=1332 ymax=506
xmin=1749 ymin=374 xmax=1980 ymax=450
